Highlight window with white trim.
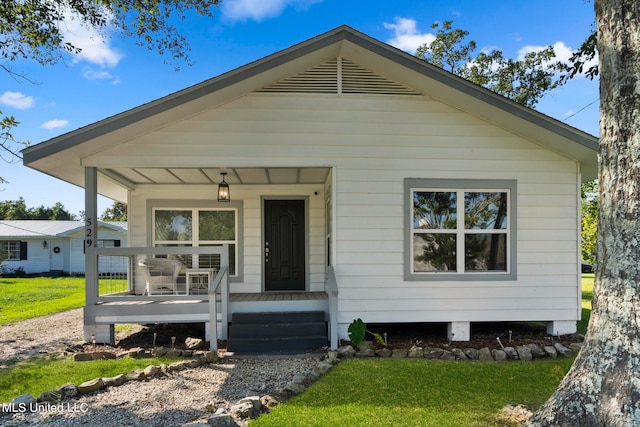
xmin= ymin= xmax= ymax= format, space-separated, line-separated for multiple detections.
xmin=153 ymin=208 xmax=237 ymax=276
xmin=0 ymin=241 xmax=25 ymax=261
xmin=405 ymin=179 xmax=517 ymax=281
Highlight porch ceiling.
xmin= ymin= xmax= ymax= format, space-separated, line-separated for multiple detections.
xmin=100 ymin=166 xmax=331 ymax=186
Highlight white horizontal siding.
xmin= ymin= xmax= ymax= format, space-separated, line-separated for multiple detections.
xmin=111 ymin=92 xmax=581 ymax=338
xmin=130 ymin=183 xmax=326 ymax=294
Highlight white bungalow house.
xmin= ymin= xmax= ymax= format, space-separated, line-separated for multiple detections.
xmin=21 ymin=26 xmax=598 ymax=351
xmin=0 ymin=220 xmax=127 ymax=276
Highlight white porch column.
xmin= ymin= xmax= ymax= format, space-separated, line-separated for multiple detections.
xmin=85 ymin=167 xmax=98 ymax=306
xmin=83 ymin=167 xmax=114 ymax=343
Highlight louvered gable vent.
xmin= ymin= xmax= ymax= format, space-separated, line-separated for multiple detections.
xmin=258 ymin=58 xmax=421 ymax=95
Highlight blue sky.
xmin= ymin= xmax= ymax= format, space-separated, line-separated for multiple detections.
xmin=0 ymin=0 xmax=598 ymax=216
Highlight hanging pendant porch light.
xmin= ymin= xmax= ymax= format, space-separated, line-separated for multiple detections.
xmin=217 ymin=172 xmax=230 ymax=202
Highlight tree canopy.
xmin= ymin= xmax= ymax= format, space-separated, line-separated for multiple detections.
xmin=0 ymin=0 xmax=221 ymax=183
xmin=414 ymin=20 xmax=569 ymax=108
xmin=100 ymin=201 xmax=127 ymax=221
xmin=0 ymin=197 xmax=76 ymax=220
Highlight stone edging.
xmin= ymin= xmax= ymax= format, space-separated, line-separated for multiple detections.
xmin=1 ymin=349 xmax=337 ymax=426
xmin=1 ymin=339 xmax=584 ymax=426
xmin=339 ymin=339 xmax=584 ymax=361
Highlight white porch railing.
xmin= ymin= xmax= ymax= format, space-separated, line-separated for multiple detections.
xmin=87 ymin=245 xmax=230 ymax=349
xmin=208 ymin=265 xmax=229 ymax=351
xmin=326 ymin=265 xmax=339 ymax=350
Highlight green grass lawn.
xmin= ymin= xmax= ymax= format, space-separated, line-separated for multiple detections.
xmin=579 ymin=273 xmax=594 ymax=335
xmin=0 ymin=277 xmax=86 ymax=325
xmin=0 ymin=277 xmax=128 ymax=325
xmin=252 ymin=275 xmax=595 ymax=427
xmin=251 ymin=358 xmax=575 ymax=427
xmin=0 ymin=355 xmax=179 ymax=402
xmin=0 ymin=275 xmax=595 ymax=424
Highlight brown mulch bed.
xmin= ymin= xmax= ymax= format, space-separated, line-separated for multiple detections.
xmin=361 ymin=321 xmax=584 ymax=351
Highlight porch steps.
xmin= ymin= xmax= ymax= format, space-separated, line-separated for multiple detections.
xmin=226 ymin=311 xmax=327 ymax=354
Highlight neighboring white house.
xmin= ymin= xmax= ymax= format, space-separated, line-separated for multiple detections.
xmin=0 ymin=221 xmax=127 ymax=275
xmin=21 ymin=26 xmax=598 ymax=349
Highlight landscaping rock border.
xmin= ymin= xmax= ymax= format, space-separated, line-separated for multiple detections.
xmin=337 ymin=340 xmax=583 ymax=362
xmin=1 ymin=348 xmax=333 ymax=426
xmin=1 ymin=337 xmax=584 ymax=426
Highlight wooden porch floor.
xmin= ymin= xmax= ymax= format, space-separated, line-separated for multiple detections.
xmin=229 ymin=291 xmax=328 ymax=302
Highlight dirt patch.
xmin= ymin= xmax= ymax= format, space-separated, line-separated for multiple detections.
xmin=64 ymin=323 xmax=214 ymax=357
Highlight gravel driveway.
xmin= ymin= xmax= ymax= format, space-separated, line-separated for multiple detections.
xmin=0 ymin=309 xmax=322 ymax=426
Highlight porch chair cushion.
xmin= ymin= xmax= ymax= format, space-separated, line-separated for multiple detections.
xmin=138 ymin=258 xmax=183 ymax=295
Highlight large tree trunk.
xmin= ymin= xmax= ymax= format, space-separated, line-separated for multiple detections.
xmin=527 ymin=1 xmax=640 ymax=426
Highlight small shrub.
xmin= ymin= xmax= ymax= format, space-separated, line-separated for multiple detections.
xmin=348 ymin=318 xmax=387 ymax=348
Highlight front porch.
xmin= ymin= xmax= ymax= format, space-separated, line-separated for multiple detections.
xmin=84 ymin=245 xmax=334 ymax=351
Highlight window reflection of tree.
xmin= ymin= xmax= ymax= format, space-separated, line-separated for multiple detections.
xmin=414 ymin=233 xmax=456 ymax=271
xmin=413 ymin=192 xmax=457 ymax=271
xmin=413 ymin=191 xmax=508 ymax=272
xmin=464 ymin=192 xmax=507 ymax=271
xmin=413 ymin=192 xmax=457 ymax=229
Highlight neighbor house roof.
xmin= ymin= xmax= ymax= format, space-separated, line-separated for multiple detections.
xmin=22 ymin=25 xmax=599 ymax=197
xmin=0 ymin=221 xmax=127 ymax=239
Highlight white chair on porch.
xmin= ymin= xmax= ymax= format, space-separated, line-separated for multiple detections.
xmin=138 ymin=258 xmax=183 ymax=295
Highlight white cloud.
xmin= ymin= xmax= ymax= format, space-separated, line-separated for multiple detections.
xmin=61 ymin=12 xmax=123 ymax=68
xmin=221 ymin=0 xmax=322 ymax=22
xmin=82 ymin=67 xmax=120 ymax=84
xmin=384 ymin=17 xmax=435 ymax=53
xmin=41 ymin=119 xmax=69 ymax=130
xmin=0 ymin=91 xmax=35 ymax=109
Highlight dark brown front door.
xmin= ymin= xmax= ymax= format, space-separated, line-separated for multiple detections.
xmin=264 ymin=200 xmax=305 ymax=291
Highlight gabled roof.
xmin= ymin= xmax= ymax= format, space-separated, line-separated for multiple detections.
xmin=22 ymin=25 xmax=599 ymax=195
xmin=0 ymin=221 xmax=127 ymax=239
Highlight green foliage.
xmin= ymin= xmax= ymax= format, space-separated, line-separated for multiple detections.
xmin=0 ymin=197 xmax=76 ymax=219
xmin=415 ymin=20 xmax=568 ymax=108
xmin=562 ymin=28 xmax=599 ymax=82
xmin=101 ymin=201 xmax=128 ymax=221
xmin=415 ymin=20 xmax=476 ymax=74
xmin=0 ymin=355 xmax=180 ymax=402
xmin=347 ymin=318 xmax=366 ymax=347
xmin=0 ymin=111 xmax=25 ymax=184
xmin=0 ymin=0 xmax=220 ymax=68
xmin=581 ymin=181 xmax=598 ymax=265
xmin=465 ymin=47 xmax=568 ymax=108
xmin=251 ymin=358 xmax=575 ymax=427
xmin=0 ymin=0 xmax=221 ymax=182
xmin=347 ymin=318 xmax=387 ymax=348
